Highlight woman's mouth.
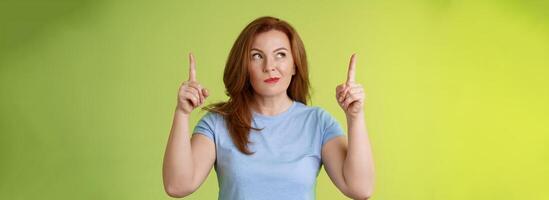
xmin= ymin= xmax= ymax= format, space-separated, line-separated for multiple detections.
xmin=264 ymin=77 xmax=280 ymax=84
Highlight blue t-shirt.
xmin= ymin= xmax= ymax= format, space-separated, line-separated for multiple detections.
xmin=192 ymin=101 xmax=344 ymax=200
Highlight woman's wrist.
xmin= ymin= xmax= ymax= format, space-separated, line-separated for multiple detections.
xmin=345 ymin=111 xmax=365 ymax=121
xmin=175 ymin=105 xmax=191 ymax=118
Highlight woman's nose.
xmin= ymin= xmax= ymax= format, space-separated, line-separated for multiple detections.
xmin=263 ymin=59 xmax=276 ymax=72
xmin=263 ymin=66 xmax=275 ymax=72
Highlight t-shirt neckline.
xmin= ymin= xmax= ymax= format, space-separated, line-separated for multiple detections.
xmin=252 ymin=100 xmax=296 ymax=121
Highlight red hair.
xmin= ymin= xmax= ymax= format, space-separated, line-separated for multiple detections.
xmin=203 ymin=16 xmax=311 ymax=155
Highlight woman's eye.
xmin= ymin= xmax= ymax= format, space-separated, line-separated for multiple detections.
xmin=276 ymin=52 xmax=286 ymax=58
xmin=252 ymin=53 xmax=262 ymax=60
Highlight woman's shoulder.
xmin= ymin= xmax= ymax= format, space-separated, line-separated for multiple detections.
xmin=294 ymin=102 xmax=334 ymax=118
xmin=293 ymin=103 xmax=341 ymax=133
xmin=196 ymin=110 xmax=224 ymax=123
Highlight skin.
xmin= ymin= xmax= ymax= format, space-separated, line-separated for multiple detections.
xmin=329 ymin=53 xmax=375 ymax=199
xmin=248 ymin=30 xmax=295 ymax=115
xmin=162 ymin=30 xmax=374 ymax=199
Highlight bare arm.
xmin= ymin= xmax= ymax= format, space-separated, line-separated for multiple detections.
xmin=322 ymin=114 xmax=375 ymax=198
xmin=323 ymin=54 xmax=375 ymax=199
xmin=162 ymin=53 xmax=216 ymax=198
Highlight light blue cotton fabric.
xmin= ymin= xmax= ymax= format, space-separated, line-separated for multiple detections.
xmin=192 ymin=100 xmax=345 ymax=200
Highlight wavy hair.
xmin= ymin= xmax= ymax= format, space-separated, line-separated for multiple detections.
xmin=203 ymin=16 xmax=310 ymax=155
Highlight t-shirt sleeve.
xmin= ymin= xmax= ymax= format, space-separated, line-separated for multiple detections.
xmin=319 ymin=108 xmax=345 ymax=146
xmin=192 ymin=112 xmax=216 ymax=141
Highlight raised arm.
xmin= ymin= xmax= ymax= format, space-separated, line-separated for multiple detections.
xmin=162 ymin=53 xmax=216 ymax=198
xmin=323 ymin=54 xmax=375 ymax=200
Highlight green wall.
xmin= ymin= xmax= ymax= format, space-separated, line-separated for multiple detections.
xmin=1 ymin=0 xmax=548 ymax=199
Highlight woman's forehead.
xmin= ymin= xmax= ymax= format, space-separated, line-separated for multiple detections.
xmin=251 ymin=30 xmax=291 ymax=51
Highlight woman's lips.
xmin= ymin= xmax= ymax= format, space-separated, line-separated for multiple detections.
xmin=264 ymin=77 xmax=280 ymax=84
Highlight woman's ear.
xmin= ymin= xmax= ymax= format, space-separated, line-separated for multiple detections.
xmin=292 ymin=65 xmax=296 ymax=76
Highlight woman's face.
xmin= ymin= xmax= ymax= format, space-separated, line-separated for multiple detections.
xmin=248 ymin=30 xmax=295 ymax=98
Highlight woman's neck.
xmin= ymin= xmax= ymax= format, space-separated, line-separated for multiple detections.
xmin=251 ymin=94 xmax=293 ymax=116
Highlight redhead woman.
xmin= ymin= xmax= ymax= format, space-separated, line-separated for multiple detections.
xmin=162 ymin=16 xmax=374 ymax=200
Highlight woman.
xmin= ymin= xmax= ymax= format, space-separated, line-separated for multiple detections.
xmin=163 ymin=16 xmax=374 ymax=200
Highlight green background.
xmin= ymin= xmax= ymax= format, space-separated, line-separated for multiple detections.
xmin=1 ymin=0 xmax=548 ymax=199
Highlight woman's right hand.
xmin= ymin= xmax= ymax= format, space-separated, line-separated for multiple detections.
xmin=177 ymin=53 xmax=209 ymax=115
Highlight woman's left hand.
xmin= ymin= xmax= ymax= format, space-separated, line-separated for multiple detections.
xmin=336 ymin=54 xmax=366 ymax=118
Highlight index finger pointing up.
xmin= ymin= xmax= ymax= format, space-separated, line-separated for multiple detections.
xmin=346 ymin=53 xmax=357 ymax=84
xmin=188 ymin=53 xmax=196 ymax=81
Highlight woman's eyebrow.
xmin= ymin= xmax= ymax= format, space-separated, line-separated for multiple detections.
xmin=250 ymin=48 xmax=263 ymax=53
xmin=273 ymin=47 xmax=288 ymax=52
xmin=250 ymin=47 xmax=288 ymax=53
